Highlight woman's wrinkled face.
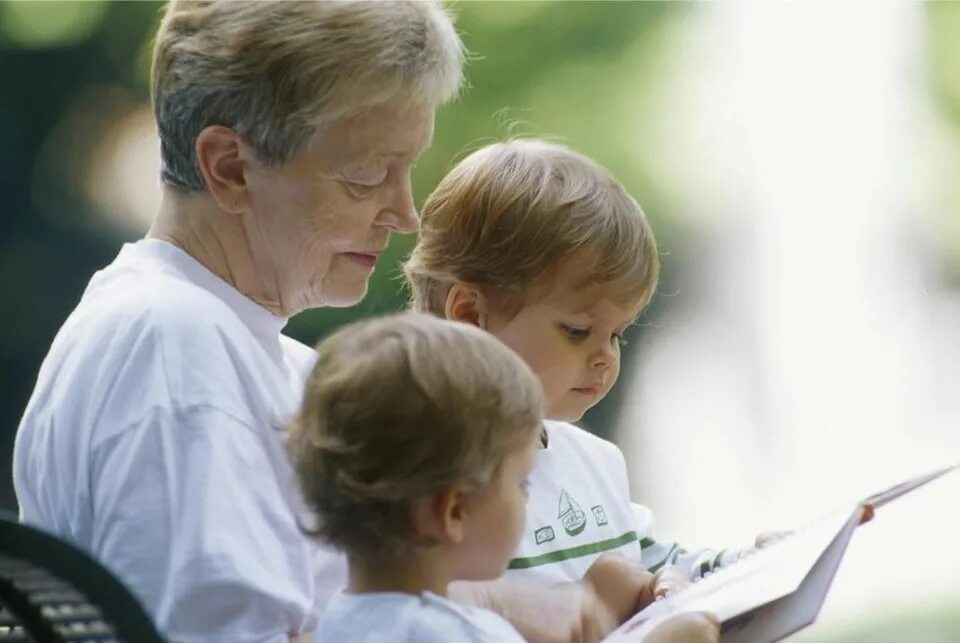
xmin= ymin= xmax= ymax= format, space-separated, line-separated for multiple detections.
xmin=243 ymin=102 xmax=435 ymax=315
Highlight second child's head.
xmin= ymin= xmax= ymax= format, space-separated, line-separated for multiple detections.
xmin=405 ymin=140 xmax=659 ymax=422
xmin=288 ymin=313 xmax=543 ymax=590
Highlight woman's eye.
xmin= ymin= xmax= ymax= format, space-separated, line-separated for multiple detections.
xmin=342 ymin=165 xmax=388 ymax=188
xmin=352 ymin=175 xmax=386 ymax=188
xmin=343 ymin=183 xmax=376 ymax=199
xmin=341 ymin=172 xmax=386 ymax=199
xmin=560 ymin=324 xmax=590 ymax=340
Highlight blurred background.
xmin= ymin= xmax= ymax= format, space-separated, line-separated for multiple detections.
xmin=1 ymin=1 xmax=958 ymax=641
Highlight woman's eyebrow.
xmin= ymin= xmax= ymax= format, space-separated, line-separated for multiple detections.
xmin=393 ymin=131 xmax=435 ymax=159
xmin=378 ymin=129 xmax=434 ymax=160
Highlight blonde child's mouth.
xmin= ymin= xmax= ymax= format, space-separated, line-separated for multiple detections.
xmin=571 ymin=386 xmax=601 ymax=397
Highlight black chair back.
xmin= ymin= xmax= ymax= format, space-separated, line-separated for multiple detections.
xmin=0 ymin=514 xmax=164 ymax=642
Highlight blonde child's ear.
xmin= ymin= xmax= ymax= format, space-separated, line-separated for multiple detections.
xmin=438 ymin=487 xmax=471 ymax=544
xmin=444 ymin=282 xmax=488 ymax=329
xmin=411 ymin=487 xmax=470 ymax=545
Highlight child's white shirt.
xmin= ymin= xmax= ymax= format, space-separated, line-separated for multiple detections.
xmin=314 ymin=590 xmax=525 ymax=642
xmin=505 ymin=420 xmax=642 ymax=582
xmin=505 ymin=420 xmax=749 ymax=582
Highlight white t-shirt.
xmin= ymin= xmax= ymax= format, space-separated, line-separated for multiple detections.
xmin=506 ymin=421 xmax=747 ymax=583
xmin=505 ymin=420 xmax=644 ymax=583
xmin=315 ymin=591 xmax=524 ymax=643
xmin=14 ymin=239 xmax=347 ymax=642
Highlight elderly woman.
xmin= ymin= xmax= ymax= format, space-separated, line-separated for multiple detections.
xmin=13 ymin=2 xmax=713 ymax=642
xmin=15 ymin=2 xmax=459 ymax=641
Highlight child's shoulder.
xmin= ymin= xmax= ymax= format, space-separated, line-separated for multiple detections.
xmin=316 ymin=592 xmax=523 ymax=642
xmin=543 ymin=420 xmax=626 ymax=464
xmin=417 ymin=593 xmax=525 ymax=641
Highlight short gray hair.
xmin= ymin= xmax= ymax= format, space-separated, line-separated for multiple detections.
xmin=152 ymin=0 xmax=465 ymax=192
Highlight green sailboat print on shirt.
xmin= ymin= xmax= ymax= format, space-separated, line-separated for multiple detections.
xmin=558 ymin=488 xmax=587 ymax=536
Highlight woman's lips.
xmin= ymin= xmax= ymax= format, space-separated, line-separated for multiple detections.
xmin=342 ymin=252 xmax=380 ymax=268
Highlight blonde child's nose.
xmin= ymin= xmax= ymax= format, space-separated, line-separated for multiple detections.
xmin=591 ymin=346 xmax=615 ymax=369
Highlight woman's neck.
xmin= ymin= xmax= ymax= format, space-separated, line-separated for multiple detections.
xmin=147 ymin=188 xmax=288 ymax=316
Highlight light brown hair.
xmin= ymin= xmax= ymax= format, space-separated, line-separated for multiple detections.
xmin=152 ymin=0 xmax=464 ymax=191
xmin=288 ymin=313 xmax=542 ymax=562
xmin=404 ymin=139 xmax=659 ymax=316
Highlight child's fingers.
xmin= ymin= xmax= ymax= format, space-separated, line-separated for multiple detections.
xmin=652 ymin=565 xmax=690 ymax=598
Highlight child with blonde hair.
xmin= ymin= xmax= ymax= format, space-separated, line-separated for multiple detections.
xmin=289 ymin=313 xmax=541 ymax=640
xmin=404 ymin=140 xmax=752 ymax=589
xmin=288 ymin=312 xmax=719 ymax=642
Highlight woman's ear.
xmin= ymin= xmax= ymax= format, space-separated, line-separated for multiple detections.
xmin=195 ymin=125 xmax=253 ymax=215
xmin=445 ymin=282 xmax=489 ymax=329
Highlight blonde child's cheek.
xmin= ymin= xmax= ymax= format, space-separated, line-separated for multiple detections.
xmin=608 ymin=360 xmax=622 ymax=385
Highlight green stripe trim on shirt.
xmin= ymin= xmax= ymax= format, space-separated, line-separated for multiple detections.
xmin=507 ymin=531 xmax=639 ymax=570
xmin=711 ymin=549 xmax=726 ymax=571
xmin=639 ymin=537 xmax=656 ymax=549
xmin=647 ymin=544 xmax=678 ymax=574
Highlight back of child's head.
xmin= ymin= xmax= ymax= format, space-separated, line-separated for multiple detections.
xmin=404 ymin=138 xmax=659 ymax=316
xmin=288 ymin=312 xmax=543 ymax=564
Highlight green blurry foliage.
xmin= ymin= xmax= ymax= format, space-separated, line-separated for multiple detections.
xmin=926 ymin=2 xmax=960 ymax=284
xmin=0 ymin=1 xmax=108 ymax=49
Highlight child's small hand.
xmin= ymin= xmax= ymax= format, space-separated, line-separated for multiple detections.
xmin=646 ymin=612 xmax=720 ymax=643
xmin=651 ymin=565 xmax=690 ymax=599
xmin=582 ymin=553 xmax=656 ymax=619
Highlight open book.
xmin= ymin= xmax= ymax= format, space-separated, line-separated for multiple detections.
xmin=603 ymin=464 xmax=959 ymax=643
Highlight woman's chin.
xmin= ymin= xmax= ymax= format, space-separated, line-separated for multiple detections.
xmin=305 ymin=281 xmax=370 ymax=310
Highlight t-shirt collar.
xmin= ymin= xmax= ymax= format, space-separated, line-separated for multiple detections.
xmin=118 ymin=238 xmax=289 ymax=343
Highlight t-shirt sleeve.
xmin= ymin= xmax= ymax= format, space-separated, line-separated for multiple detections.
xmin=631 ymin=502 xmax=754 ymax=580
xmin=89 ymin=405 xmax=315 ymax=643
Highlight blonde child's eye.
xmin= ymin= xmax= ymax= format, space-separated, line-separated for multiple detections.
xmin=560 ymin=324 xmax=590 ymax=340
xmin=612 ymin=334 xmax=628 ymax=348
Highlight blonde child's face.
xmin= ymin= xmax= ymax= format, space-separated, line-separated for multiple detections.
xmin=485 ymin=258 xmax=641 ymax=422
xmin=456 ymin=435 xmax=538 ymax=580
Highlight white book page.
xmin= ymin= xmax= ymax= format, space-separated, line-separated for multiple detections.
xmin=604 ymin=464 xmax=959 ymax=642
xmin=603 ymin=508 xmax=857 ymax=642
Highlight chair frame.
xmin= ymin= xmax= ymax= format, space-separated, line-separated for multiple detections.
xmin=0 ymin=513 xmax=164 ymax=642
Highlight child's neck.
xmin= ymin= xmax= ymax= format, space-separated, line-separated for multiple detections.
xmin=347 ymin=552 xmax=450 ymax=597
